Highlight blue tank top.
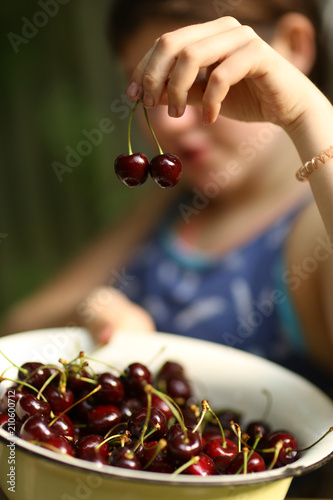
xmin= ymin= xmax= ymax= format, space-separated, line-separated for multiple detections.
xmin=119 ymin=196 xmax=332 ymax=394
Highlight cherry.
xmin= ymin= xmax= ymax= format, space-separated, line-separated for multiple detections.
xmin=16 ymin=394 xmax=51 ymax=422
xmin=50 ymin=413 xmax=75 ymax=440
xmin=138 ymin=440 xmax=174 ymax=473
xmin=167 ymin=425 xmax=202 ymax=464
xmin=86 ymin=405 xmax=121 ymax=435
xmin=2 ymin=420 xmax=22 ymax=436
xmin=204 ymin=437 xmax=238 ymax=460
xmin=20 ymin=415 xmax=54 ymax=442
xmin=0 ymin=387 xmax=28 ymax=413
xmin=149 ymin=154 xmax=182 ymax=188
xmin=165 ymin=376 xmax=192 ymax=405
xmin=128 ymin=407 xmax=168 ymax=441
xmin=263 ymin=430 xmax=299 ymax=467
xmin=42 ymin=434 xmax=74 ymax=457
xmin=67 ymin=366 xmax=92 ymax=393
xmin=150 ymin=394 xmax=173 ymax=421
xmin=157 ymin=361 xmax=185 ymax=382
xmin=43 ymin=385 xmax=75 ymax=413
xmin=214 ymin=409 xmax=242 ymax=430
xmin=227 ymin=450 xmax=266 ymax=474
xmin=18 ymin=362 xmax=51 ymax=389
xmin=110 ymin=445 xmax=142 ymax=470
xmin=76 ymin=434 xmax=109 ymax=464
xmin=115 ymin=153 xmax=149 ymax=187
xmin=119 ymin=397 xmax=143 ymax=422
xmin=182 ymin=453 xmax=215 ymax=476
xmin=97 ymin=372 xmax=125 ymax=405
xmin=0 ymin=413 xmax=9 ymax=426
xmin=214 ymin=455 xmax=232 ymax=475
xmin=123 ymin=363 xmax=152 ymax=395
xmin=246 ymin=420 xmax=271 ymax=447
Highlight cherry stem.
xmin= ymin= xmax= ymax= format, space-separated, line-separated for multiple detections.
xmin=74 ymin=353 xmax=124 ymax=377
xmin=128 ymin=100 xmax=140 ymax=155
xmin=1 ymin=376 xmax=48 ymax=402
xmin=288 ymin=426 xmax=333 ymax=454
xmin=267 ymin=440 xmax=283 ymax=470
xmin=30 ymin=440 xmax=74 ymax=456
xmin=236 ymin=447 xmax=249 ymax=475
xmin=36 ymin=370 xmax=61 ymax=401
xmin=143 ymin=105 xmax=163 ymax=155
xmin=0 ymin=350 xmax=28 ymax=376
xmin=96 ymin=433 xmax=130 ymax=450
xmin=193 ymin=400 xmax=210 ymax=434
xmin=208 ymin=405 xmax=226 ymax=448
xmin=172 ymin=455 xmax=200 ymax=476
xmin=145 ymin=384 xmax=187 ymax=439
xmin=103 ymin=422 xmax=128 ymax=440
xmin=48 ymin=384 xmax=101 ymax=427
xmin=231 ymin=421 xmax=242 ymax=452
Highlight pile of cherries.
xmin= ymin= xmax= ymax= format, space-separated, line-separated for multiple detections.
xmin=114 ymin=100 xmax=182 ymax=188
xmin=0 ymin=353 xmax=305 ymax=476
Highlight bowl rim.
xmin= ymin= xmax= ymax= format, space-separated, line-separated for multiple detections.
xmin=0 ymin=327 xmax=332 ymax=487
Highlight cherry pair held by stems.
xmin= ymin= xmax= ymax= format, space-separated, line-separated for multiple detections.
xmin=114 ymin=100 xmax=182 ymax=188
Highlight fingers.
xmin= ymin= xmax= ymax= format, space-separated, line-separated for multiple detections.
xmin=126 ymin=16 xmax=241 ymax=108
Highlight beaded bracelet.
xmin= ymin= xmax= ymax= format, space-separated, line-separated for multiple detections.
xmin=296 ymin=145 xmax=333 ymax=181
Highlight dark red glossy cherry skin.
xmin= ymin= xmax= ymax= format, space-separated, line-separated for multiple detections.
xmin=18 ymin=362 xmax=51 ymax=389
xmin=214 ymin=455 xmax=232 ymax=474
xmin=204 ymin=437 xmax=238 ymax=460
xmin=167 ymin=425 xmax=202 ymax=464
xmin=165 ymin=377 xmax=192 ymax=405
xmin=97 ymin=372 xmax=125 ymax=405
xmin=119 ymin=397 xmax=143 ymax=422
xmin=263 ymin=430 xmax=299 ymax=467
xmin=149 ymin=153 xmax=182 ymax=188
xmin=156 ymin=361 xmax=185 ymax=382
xmin=114 ymin=153 xmax=149 ymax=187
xmin=227 ymin=450 xmax=266 ymax=474
xmin=86 ymin=405 xmax=121 ymax=435
xmin=76 ymin=434 xmax=109 ymax=464
xmin=16 ymin=394 xmax=51 ymax=422
xmin=182 ymin=453 xmax=215 ymax=476
xmin=43 ymin=385 xmax=75 ymax=413
xmin=67 ymin=366 xmax=92 ymax=393
xmin=0 ymin=387 xmax=29 ymax=413
xmin=246 ymin=420 xmax=271 ymax=447
xmin=138 ymin=440 xmax=174 ymax=473
xmin=20 ymin=415 xmax=54 ymax=442
xmin=127 ymin=407 xmax=167 ymax=441
xmin=110 ymin=445 xmax=142 ymax=470
xmin=123 ymin=363 xmax=153 ymax=395
xmin=49 ymin=413 xmax=75 ymax=440
xmin=42 ymin=434 xmax=74 ymax=457
xmin=0 ymin=413 xmax=9 ymax=426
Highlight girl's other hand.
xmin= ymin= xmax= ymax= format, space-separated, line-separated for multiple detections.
xmin=75 ymin=287 xmax=156 ymax=345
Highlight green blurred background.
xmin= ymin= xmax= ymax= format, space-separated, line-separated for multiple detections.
xmin=1 ymin=0 xmax=333 ymax=328
xmin=0 ymin=0 xmax=152 ymax=324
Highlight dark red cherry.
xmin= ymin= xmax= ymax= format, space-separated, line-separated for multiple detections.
xmin=214 ymin=455 xmax=232 ymax=475
xmin=114 ymin=153 xmax=149 ymax=187
xmin=128 ymin=407 xmax=167 ymax=441
xmin=149 ymin=153 xmax=182 ymax=188
xmin=246 ymin=420 xmax=271 ymax=446
xmin=110 ymin=445 xmax=142 ymax=470
xmin=123 ymin=363 xmax=152 ymax=395
xmin=42 ymin=434 xmax=74 ymax=457
xmin=138 ymin=440 xmax=174 ymax=473
xmin=157 ymin=361 xmax=185 ymax=382
xmin=2 ymin=420 xmax=22 ymax=436
xmin=263 ymin=431 xmax=299 ymax=467
xmin=151 ymin=394 xmax=173 ymax=421
xmin=165 ymin=377 xmax=192 ymax=404
xmin=67 ymin=366 xmax=92 ymax=393
xmin=167 ymin=425 xmax=202 ymax=464
xmin=86 ymin=405 xmax=121 ymax=435
xmin=182 ymin=453 xmax=215 ymax=476
xmin=76 ymin=434 xmax=109 ymax=464
xmin=119 ymin=397 xmax=143 ymax=422
xmin=227 ymin=450 xmax=266 ymax=474
xmin=16 ymin=394 xmax=51 ymax=422
xmin=50 ymin=413 xmax=75 ymax=440
xmin=0 ymin=413 xmax=9 ymax=426
xmin=97 ymin=372 xmax=125 ymax=405
xmin=204 ymin=437 xmax=238 ymax=460
xmin=18 ymin=362 xmax=52 ymax=389
xmin=20 ymin=415 xmax=54 ymax=442
xmin=0 ymin=387 xmax=28 ymax=413
xmin=43 ymin=385 xmax=75 ymax=413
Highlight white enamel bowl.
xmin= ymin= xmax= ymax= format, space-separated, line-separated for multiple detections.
xmin=0 ymin=328 xmax=332 ymax=500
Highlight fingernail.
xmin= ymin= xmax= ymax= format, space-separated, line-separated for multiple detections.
xmin=168 ymin=105 xmax=178 ymax=118
xmin=126 ymin=81 xmax=140 ymax=99
xmin=143 ymin=93 xmax=154 ymax=108
xmin=203 ymin=111 xmax=211 ymax=125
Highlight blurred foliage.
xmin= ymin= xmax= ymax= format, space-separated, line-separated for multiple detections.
xmin=0 ymin=0 xmax=151 ymax=320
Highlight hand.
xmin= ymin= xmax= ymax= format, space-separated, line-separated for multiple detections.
xmin=75 ymin=287 xmax=156 ymax=344
xmin=126 ymin=16 xmax=318 ymax=129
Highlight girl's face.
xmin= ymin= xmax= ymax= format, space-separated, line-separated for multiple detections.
xmin=120 ymin=21 xmax=287 ymax=194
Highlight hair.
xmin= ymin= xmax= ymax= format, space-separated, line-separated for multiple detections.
xmin=107 ymin=0 xmax=328 ymax=93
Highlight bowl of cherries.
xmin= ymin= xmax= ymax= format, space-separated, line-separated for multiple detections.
xmin=0 ymin=328 xmax=332 ymax=500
